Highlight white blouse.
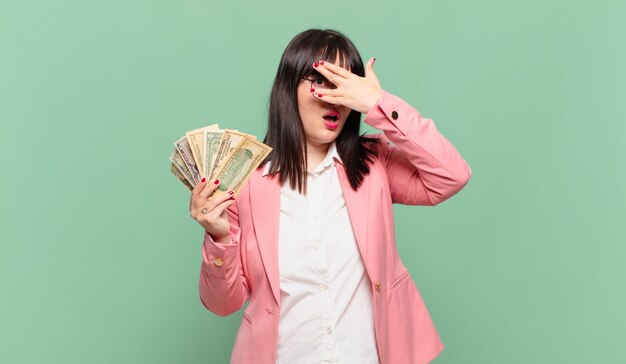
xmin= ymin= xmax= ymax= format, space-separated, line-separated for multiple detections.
xmin=264 ymin=142 xmax=380 ymax=364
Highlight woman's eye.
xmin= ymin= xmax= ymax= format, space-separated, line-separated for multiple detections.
xmin=314 ymin=78 xmax=325 ymax=85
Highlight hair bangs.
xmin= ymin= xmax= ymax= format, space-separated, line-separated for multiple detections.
xmin=299 ymin=33 xmax=364 ymax=80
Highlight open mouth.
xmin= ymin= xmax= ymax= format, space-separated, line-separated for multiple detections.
xmin=323 ymin=110 xmax=340 ymax=130
xmin=323 ymin=110 xmax=340 ymax=122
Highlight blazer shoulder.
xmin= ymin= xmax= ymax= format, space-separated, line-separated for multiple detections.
xmin=362 ymin=132 xmax=395 ymax=163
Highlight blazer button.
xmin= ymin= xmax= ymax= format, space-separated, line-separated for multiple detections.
xmin=375 ymin=281 xmax=381 ymax=292
xmin=391 ymin=111 xmax=399 ymax=120
xmin=213 ymin=257 xmax=223 ymax=267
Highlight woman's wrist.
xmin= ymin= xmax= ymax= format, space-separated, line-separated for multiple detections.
xmin=363 ymin=89 xmax=384 ymax=117
xmin=207 ymin=230 xmax=230 ymax=244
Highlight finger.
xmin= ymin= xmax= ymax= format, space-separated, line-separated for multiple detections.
xmin=199 ymin=187 xmax=234 ymax=213
xmin=313 ymin=61 xmax=342 ymax=86
xmin=194 ymin=189 xmax=234 ymax=220
xmin=201 ymin=198 xmax=235 ymax=226
xmin=364 ymin=57 xmax=379 ymax=83
xmin=211 ymin=189 xmax=235 ymax=207
xmin=311 ymin=91 xmax=339 ymax=105
xmin=191 ymin=176 xmax=208 ymax=198
xmin=310 ymin=87 xmax=340 ymax=98
xmin=211 ymin=198 xmax=235 ymax=220
xmin=317 ymin=59 xmax=352 ymax=79
xmin=198 ymin=178 xmax=221 ymax=204
xmin=190 ymin=177 xmax=209 ymax=210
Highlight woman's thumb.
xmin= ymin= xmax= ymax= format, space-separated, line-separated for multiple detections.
xmin=365 ymin=57 xmax=378 ymax=81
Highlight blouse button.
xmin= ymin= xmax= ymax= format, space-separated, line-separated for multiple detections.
xmin=391 ymin=111 xmax=399 ymax=120
xmin=375 ymin=281 xmax=381 ymax=292
xmin=213 ymin=257 xmax=223 ymax=267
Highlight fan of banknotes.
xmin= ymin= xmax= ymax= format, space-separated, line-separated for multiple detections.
xmin=169 ymin=124 xmax=272 ymax=198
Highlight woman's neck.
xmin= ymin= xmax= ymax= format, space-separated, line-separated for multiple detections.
xmin=306 ymin=142 xmax=331 ymax=172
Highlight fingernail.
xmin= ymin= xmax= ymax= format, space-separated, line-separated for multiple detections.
xmin=318 ymin=93 xmax=323 ymax=98
xmin=230 ymin=197 xmax=234 ymax=200
xmin=319 ymin=60 xmax=324 ymax=65
xmin=313 ymin=62 xmax=319 ymax=68
xmin=201 ymin=177 xmax=206 ymax=183
xmin=214 ymin=179 xmax=219 ymax=185
xmin=228 ymin=190 xmax=234 ymax=195
xmin=373 ymin=57 xmax=376 ymax=64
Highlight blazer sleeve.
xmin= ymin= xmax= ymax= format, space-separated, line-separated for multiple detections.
xmin=363 ymin=90 xmax=472 ymax=206
xmin=198 ymin=199 xmax=250 ymax=316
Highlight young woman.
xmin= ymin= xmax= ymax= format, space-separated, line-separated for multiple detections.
xmin=189 ymin=29 xmax=471 ymax=364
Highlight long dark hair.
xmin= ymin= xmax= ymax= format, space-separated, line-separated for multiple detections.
xmin=262 ymin=28 xmax=378 ymax=194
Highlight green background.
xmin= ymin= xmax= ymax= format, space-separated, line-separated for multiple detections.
xmin=2 ymin=0 xmax=625 ymax=363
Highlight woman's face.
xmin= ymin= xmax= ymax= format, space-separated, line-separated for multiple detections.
xmin=297 ymin=59 xmax=351 ymax=148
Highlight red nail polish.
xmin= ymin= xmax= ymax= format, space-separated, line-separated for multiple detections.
xmin=310 ymin=88 xmax=315 ymax=92
xmin=373 ymin=57 xmax=376 ymax=63
xmin=318 ymin=94 xmax=323 ymax=98
xmin=319 ymin=60 xmax=324 ymax=65
xmin=313 ymin=62 xmax=319 ymax=68
xmin=214 ymin=179 xmax=219 ymax=185
xmin=201 ymin=177 xmax=206 ymax=183
xmin=228 ymin=190 xmax=234 ymax=195
xmin=230 ymin=197 xmax=234 ymax=200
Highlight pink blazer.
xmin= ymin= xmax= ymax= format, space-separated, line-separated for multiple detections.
xmin=198 ymin=90 xmax=472 ymax=364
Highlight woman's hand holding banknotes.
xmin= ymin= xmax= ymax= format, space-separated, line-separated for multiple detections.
xmin=189 ymin=178 xmax=235 ymax=242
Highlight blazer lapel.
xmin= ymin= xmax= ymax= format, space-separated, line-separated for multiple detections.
xmin=248 ymin=162 xmax=370 ymax=306
xmin=335 ymin=161 xmax=370 ymax=260
xmin=249 ymin=170 xmax=281 ymax=305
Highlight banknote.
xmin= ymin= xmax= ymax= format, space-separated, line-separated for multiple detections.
xmin=203 ymin=130 xmax=224 ymax=180
xmin=171 ymin=124 xmax=271 ymax=194
xmin=169 ymin=149 xmax=194 ymax=186
xmin=208 ymin=130 xmax=254 ymax=179
xmin=174 ymin=136 xmax=201 ymax=184
xmin=170 ymin=163 xmax=193 ymax=191
xmin=186 ymin=124 xmax=219 ymax=177
xmin=210 ymin=137 xmax=272 ymax=199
